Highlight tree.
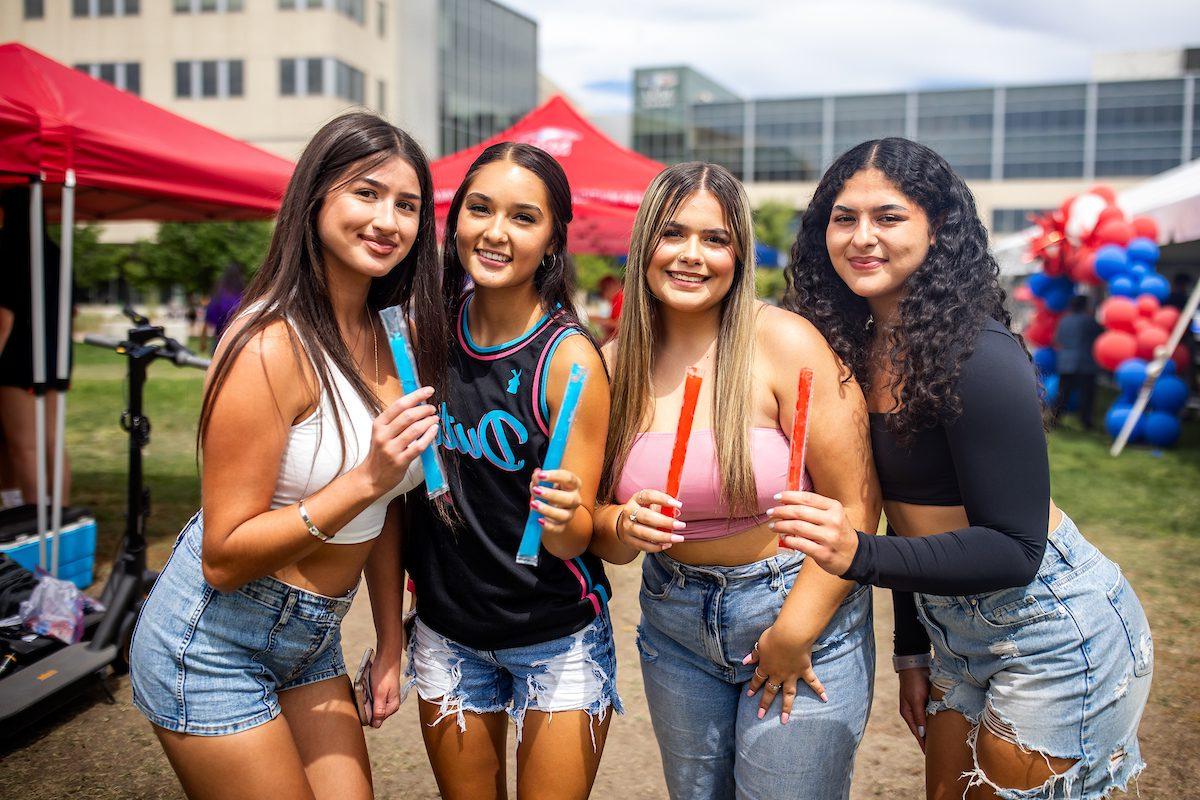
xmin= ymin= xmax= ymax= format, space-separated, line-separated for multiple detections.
xmin=573 ymin=252 xmax=622 ymax=295
xmin=753 ymin=201 xmax=798 ymax=252
xmin=139 ymin=221 xmax=273 ymax=300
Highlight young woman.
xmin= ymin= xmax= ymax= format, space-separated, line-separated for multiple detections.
xmin=402 ymin=142 xmax=618 ymax=800
xmin=780 ymin=137 xmax=1152 ymax=799
xmin=589 ymin=161 xmax=880 ymax=800
xmin=129 ymin=113 xmax=443 ymax=800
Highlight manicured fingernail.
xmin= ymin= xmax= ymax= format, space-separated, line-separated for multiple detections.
xmin=747 ymin=689 xmax=755 ymax=697
xmin=535 ymin=470 xmax=545 ymax=479
xmin=767 ymin=521 xmax=776 ymax=530
xmin=918 ymin=725 xmax=925 ymax=738
xmin=530 ymin=500 xmax=539 ymax=510
xmin=670 ymin=534 xmax=685 ymax=543
xmin=669 ymin=498 xmax=683 ymax=508
xmin=820 ymin=692 xmax=828 ymax=703
xmin=766 ymin=507 xmax=776 ymax=516
xmin=537 ymin=518 xmax=546 ymax=527
xmin=533 ymin=486 xmax=544 ymax=496
xmin=772 ymin=492 xmax=782 ymax=500
xmin=673 ymin=520 xmax=686 ymax=530
xmin=757 ymin=708 xmax=765 ymax=719
xmin=781 ymin=713 xmax=790 ymax=725
xmin=741 ymin=654 xmax=752 ymax=664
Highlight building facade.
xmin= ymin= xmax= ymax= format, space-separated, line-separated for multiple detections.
xmin=4 ymin=0 xmax=537 ymax=160
xmin=632 ymin=59 xmax=1199 ymax=235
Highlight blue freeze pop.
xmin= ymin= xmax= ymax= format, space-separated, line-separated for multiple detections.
xmin=379 ymin=306 xmax=449 ymax=500
xmin=516 ymin=362 xmax=589 ymax=566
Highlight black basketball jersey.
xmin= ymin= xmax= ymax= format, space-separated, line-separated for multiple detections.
xmin=406 ymin=292 xmax=611 ymax=650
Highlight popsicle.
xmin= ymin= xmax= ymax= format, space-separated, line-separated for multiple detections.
xmin=379 ymin=306 xmax=450 ymax=500
xmin=664 ymin=367 xmax=703 ymax=520
xmin=787 ymin=367 xmax=815 ymax=491
xmin=516 ymin=363 xmax=589 ymax=566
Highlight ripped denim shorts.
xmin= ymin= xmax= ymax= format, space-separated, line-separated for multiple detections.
xmin=403 ymin=610 xmax=622 ymax=744
xmin=916 ymin=512 xmax=1152 ymax=799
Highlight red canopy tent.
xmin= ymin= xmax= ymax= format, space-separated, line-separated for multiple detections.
xmin=0 ymin=42 xmax=294 ymax=575
xmin=430 ymin=95 xmax=664 ymax=255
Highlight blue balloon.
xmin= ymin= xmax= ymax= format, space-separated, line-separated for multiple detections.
xmin=1149 ymin=374 xmax=1189 ymax=415
xmin=1043 ymin=287 xmax=1073 ymax=312
xmin=1033 ymin=347 xmax=1058 ymax=376
xmin=1162 ymin=359 xmax=1178 ymax=376
xmin=1109 ymin=275 xmax=1137 ymax=297
xmin=1094 ymin=245 xmax=1129 ymax=282
xmin=1041 ymin=373 xmax=1059 ymax=403
xmin=1114 ymin=358 xmax=1148 ymax=398
xmin=1143 ymin=411 xmax=1181 ymax=447
xmin=1126 ymin=237 xmax=1160 ymax=265
xmin=1128 ymin=261 xmax=1152 ymax=280
xmin=1139 ymin=273 xmax=1170 ymax=302
xmin=1105 ymin=403 xmax=1146 ymax=441
xmin=1027 ymin=272 xmax=1053 ymax=298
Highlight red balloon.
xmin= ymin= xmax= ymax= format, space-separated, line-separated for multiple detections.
xmin=1094 ymin=330 xmax=1138 ymax=371
xmin=1025 ymin=312 xmax=1059 ymax=348
xmin=1133 ymin=318 xmax=1153 ymax=335
xmin=1092 ymin=218 xmax=1135 ymax=247
xmin=1095 ymin=206 xmax=1126 ymax=229
xmin=1136 ymin=294 xmax=1160 ymax=318
xmin=1172 ymin=344 xmax=1190 ymax=372
xmin=1013 ymin=284 xmax=1035 ymax=303
xmin=1135 ymin=326 xmax=1170 ymax=361
xmin=1132 ymin=217 xmax=1159 ymax=241
xmin=1070 ymin=247 xmax=1098 ymax=284
xmin=1153 ymin=306 xmax=1181 ymax=331
xmin=1090 ymin=185 xmax=1119 ymax=204
xmin=1099 ymin=297 xmax=1138 ymax=333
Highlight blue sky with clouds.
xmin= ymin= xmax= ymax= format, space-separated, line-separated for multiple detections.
xmin=505 ymin=0 xmax=1200 ymax=113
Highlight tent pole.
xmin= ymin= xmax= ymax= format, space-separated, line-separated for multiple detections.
xmin=50 ymin=170 xmax=76 ymax=577
xmin=29 ymin=178 xmax=48 ymax=571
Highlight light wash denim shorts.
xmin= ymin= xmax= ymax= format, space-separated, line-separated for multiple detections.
xmin=917 ymin=512 xmax=1152 ymax=799
xmin=404 ymin=610 xmax=622 ymax=745
xmin=129 ymin=512 xmax=356 ymax=736
xmin=637 ymin=550 xmax=874 ymax=800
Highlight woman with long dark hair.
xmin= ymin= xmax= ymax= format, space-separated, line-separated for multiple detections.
xmin=779 ymin=138 xmax=1151 ymax=799
xmin=129 ymin=113 xmax=442 ymax=799
xmin=402 ymin=142 xmax=618 ymax=799
xmin=589 ymin=161 xmax=879 ymax=800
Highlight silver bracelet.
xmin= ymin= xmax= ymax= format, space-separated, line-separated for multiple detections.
xmin=892 ymin=653 xmax=932 ymax=672
xmin=298 ymin=500 xmax=330 ymax=542
xmin=614 ymin=509 xmax=626 ymax=543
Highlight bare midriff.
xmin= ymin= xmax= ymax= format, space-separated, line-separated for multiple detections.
xmin=666 ymin=522 xmax=781 ymax=567
xmin=272 ymin=539 xmax=376 ymax=598
xmin=884 ymin=499 xmax=1062 ymax=539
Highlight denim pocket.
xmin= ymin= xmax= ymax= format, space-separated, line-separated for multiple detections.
xmin=1106 ymin=569 xmax=1153 ymax=678
xmin=640 ymin=556 xmax=676 ymax=601
xmin=974 ymin=587 xmax=1056 ymax=628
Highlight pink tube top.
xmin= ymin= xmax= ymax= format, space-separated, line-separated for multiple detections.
xmin=615 ymin=427 xmax=810 ymax=541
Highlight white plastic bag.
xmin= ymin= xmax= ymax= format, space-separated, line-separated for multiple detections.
xmin=19 ymin=572 xmax=86 ymax=644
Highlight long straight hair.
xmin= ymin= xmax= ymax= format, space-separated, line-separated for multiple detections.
xmin=439 ymin=142 xmax=588 ymax=334
xmin=198 ymin=113 xmax=444 ymax=459
xmin=598 ymin=162 xmax=759 ymax=515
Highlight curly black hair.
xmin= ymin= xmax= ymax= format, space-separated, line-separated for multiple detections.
xmin=783 ymin=137 xmax=1024 ymax=442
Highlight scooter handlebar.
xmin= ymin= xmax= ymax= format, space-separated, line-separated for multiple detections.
xmin=173 ymin=350 xmax=211 ymax=370
xmin=83 ymin=334 xmax=123 ymax=349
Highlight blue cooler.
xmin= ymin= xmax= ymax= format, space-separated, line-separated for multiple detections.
xmin=0 ymin=506 xmax=98 ymax=589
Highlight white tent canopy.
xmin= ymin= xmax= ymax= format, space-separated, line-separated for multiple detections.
xmin=992 ymin=157 xmax=1200 ymax=277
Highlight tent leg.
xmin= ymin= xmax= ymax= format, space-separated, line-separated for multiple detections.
xmin=50 ymin=172 xmax=75 ymax=577
xmin=28 ymin=178 xmax=49 ymax=571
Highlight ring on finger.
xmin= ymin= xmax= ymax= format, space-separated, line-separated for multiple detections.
xmin=752 ymin=640 xmax=760 ymax=655
xmin=766 ymin=680 xmax=782 ymax=692
xmin=629 ymin=509 xmax=639 ymax=525
xmin=754 ymin=666 xmax=768 ymax=681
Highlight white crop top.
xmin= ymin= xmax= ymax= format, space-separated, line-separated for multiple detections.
xmin=270 ymin=345 xmax=422 ymax=545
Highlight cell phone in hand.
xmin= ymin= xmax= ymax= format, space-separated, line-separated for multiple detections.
xmin=353 ymin=648 xmax=374 ymax=726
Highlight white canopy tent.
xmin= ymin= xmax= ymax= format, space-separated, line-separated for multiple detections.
xmin=992 ymin=157 xmax=1200 ymax=276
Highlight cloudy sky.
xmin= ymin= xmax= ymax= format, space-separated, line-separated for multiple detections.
xmin=504 ymin=0 xmax=1200 ymax=113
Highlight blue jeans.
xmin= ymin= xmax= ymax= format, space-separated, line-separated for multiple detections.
xmin=917 ymin=513 xmax=1152 ymax=799
xmin=129 ymin=513 xmax=355 ymax=736
xmin=637 ymin=550 xmax=874 ymax=800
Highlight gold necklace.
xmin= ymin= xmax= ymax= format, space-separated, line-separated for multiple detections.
xmin=368 ymin=314 xmax=379 ymax=386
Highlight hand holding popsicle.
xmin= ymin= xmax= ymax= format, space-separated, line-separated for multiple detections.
xmin=664 ymin=368 xmax=704 ymax=523
xmin=358 ymin=387 xmax=440 ymax=497
xmin=614 ymin=489 xmax=686 ymax=553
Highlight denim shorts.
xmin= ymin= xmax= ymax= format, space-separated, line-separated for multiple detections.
xmin=637 ymin=550 xmax=875 ymax=800
xmin=129 ymin=512 xmax=356 ymax=736
xmin=404 ymin=610 xmax=622 ymax=745
xmin=916 ymin=513 xmax=1152 ymax=799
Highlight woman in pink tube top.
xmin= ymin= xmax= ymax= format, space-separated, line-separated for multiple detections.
xmin=588 ymin=161 xmax=882 ymax=800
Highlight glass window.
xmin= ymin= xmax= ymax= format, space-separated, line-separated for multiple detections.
xmin=174 ymin=0 xmax=190 ymax=11
xmin=833 ymin=93 xmax=906 ymax=157
xmin=307 ymin=58 xmax=324 ymax=95
xmin=916 ymin=88 xmax=994 ymax=179
xmin=306 ymin=0 xmax=322 ymax=8
xmin=278 ymin=0 xmax=296 ymax=8
xmin=125 ymin=62 xmax=140 ymax=95
xmin=200 ymin=0 xmax=217 ymax=10
xmin=228 ymin=0 xmax=243 ymax=9
xmin=175 ymin=61 xmax=192 ymax=98
xmin=377 ymin=0 xmax=385 ymax=37
xmin=124 ymin=0 xmax=139 ymax=12
xmin=98 ymin=0 xmax=115 ymax=15
xmin=24 ymin=0 xmax=45 ymax=19
xmin=753 ymin=98 xmax=824 ymax=181
xmin=279 ymin=59 xmax=296 ymax=96
xmin=201 ymin=60 xmax=218 ymax=97
xmin=1003 ymin=84 xmax=1087 ymax=178
xmin=228 ymin=60 xmax=244 ymax=97
xmin=1095 ymin=79 xmax=1185 ymax=177
xmin=98 ymin=63 xmax=117 ymax=84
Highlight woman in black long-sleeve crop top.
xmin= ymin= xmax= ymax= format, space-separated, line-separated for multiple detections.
xmin=777 ymin=138 xmax=1152 ymax=800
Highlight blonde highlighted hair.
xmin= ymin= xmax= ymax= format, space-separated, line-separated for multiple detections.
xmin=598 ymin=162 xmax=759 ymax=515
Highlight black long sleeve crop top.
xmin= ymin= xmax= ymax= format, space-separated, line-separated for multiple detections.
xmin=841 ymin=319 xmax=1051 ymax=656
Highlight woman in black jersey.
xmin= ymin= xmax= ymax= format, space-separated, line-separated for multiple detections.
xmin=404 ymin=143 xmax=617 ymax=799
xmin=776 ymin=138 xmax=1152 ymax=800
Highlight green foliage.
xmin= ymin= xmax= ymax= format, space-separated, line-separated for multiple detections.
xmin=140 ymin=221 xmax=273 ymax=297
xmin=755 ymin=268 xmax=787 ymax=301
xmin=574 ymin=253 xmax=623 ymax=294
xmin=752 ymin=201 xmax=798 ymax=252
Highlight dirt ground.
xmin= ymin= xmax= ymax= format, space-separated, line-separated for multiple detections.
xmin=1 ymin=545 xmax=1191 ymax=799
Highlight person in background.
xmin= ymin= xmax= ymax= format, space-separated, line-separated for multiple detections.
xmin=1052 ymin=294 xmax=1103 ymax=431
xmin=204 ymin=262 xmax=246 ymax=352
xmin=1164 ymin=272 xmax=1191 ymax=311
xmin=596 ymin=273 xmax=623 ymax=341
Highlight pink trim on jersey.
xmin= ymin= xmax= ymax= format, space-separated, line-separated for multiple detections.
xmin=456 ymin=299 xmax=558 ymax=362
xmin=531 ymin=327 xmax=574 ymax=435
xmin=561 ymin=558 xmax=602 ymax=615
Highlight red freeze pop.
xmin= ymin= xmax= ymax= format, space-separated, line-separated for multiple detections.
xmin=787 ymin=368 xmax=815 ymax=491
xmin=664 ymin=368 xmax=703 ymax=520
